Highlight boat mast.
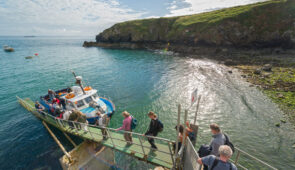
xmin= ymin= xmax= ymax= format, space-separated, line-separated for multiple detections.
xmin=72 ymin=71 xmax=86 ymax=94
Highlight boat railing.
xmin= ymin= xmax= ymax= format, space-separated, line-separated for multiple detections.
xmin=17 ymin=96 xmax=279 ymax=170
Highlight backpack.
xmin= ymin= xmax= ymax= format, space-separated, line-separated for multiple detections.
xmin=188 ymin=131 xmax=196 ymax=142
xmin=211 ymin=158 xmax=233 ymax=170
xmin=131 ymin=116 xmax=137 ymax=130
xmin=157 ymin=120 xmax=164 ymax=132
xmin=223 ymin=133 xmax=235 ymax=153
xmin=198 ymin=144 xmax=212 ymax=157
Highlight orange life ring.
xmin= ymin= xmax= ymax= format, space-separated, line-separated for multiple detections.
xmin=84 ymin=86 xmax=92 ymax=91
xmin=65 ymin=93 xmax=75 ymax=99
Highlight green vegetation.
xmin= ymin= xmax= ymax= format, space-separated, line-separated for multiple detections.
xmin=237 ymin=65 xmax=295 ymax=124
xmin=97 ymin=0 xmax=295 ymax=47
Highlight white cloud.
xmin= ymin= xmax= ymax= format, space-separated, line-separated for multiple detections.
xmin=0 ymin=0 xmax=145 ymax=36
xmin=166 ymin=0 xmax=267 ymax=17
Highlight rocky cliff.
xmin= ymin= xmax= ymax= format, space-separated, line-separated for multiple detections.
xmin=85 ymin=0 xmax=295 ymax=50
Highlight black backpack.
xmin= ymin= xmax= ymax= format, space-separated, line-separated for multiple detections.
xmin=223 ymin=133 xmax=235 ymax=153
xmin=211 ymin=158 xmax=233 ymax=170
xmin=157 ymin=120 xmax=164 ymax=132
xmin=198 ymin=144 xmax=212 ymax=157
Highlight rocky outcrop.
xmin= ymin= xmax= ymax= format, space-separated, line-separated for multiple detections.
xmin=85 ymin=0 xmax=295 ymax=50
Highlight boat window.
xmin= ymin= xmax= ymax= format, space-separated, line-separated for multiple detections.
xmin=92 ymin=94 xmax=98 ymax=99
xmin=69 ymin=102 xmax=75 ymax=108
xmin=85 ymin=96 xmax=93 ymax=103
xmin=76 ymin=100 xmax=85 ymax=108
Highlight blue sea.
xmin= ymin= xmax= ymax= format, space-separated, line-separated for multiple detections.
xmin=0 ymin=36 xmax=294 ymax=169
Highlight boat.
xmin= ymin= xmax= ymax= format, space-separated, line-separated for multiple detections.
xmin=25 ymin=56 xmax=33 ymax=59
xmin=3 ymin=45 xmax=14 ymax=52
xmin=37 ymin=72 xmax=115 ymax=124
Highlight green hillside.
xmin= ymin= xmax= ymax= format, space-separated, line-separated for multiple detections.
xmin=96 ymin=0 xmax=295 ymax=48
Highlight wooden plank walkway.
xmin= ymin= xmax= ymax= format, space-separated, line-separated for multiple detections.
xmin=18 ymin=97 xmax=174 ymax=169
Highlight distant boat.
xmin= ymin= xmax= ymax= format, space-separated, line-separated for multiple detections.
xmin=25 ymin=56 xmax=33 ymax=59
xmin=3 ymin=45 xmax=14 ymax=52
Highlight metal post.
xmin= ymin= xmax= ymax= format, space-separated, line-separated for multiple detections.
xmin=138 ymin=136 xmax=146 ymax=159
xmin=182 ymin=109 xmax=188 ymax=145
xmin=42 ymin=121 xmax=71 ymax=161
xmin=234 ymin=150 xmax=241 ymax=164
xmin=174 ymin=104 xmax=181 ymax=169
xmin=107 ymin=129 xmax=116 ymax=148
xmin=63 ymin=132 xmax=77 ymax=147
xmin=168 ymin=142 xmax=175 ymax=166
xmin=193 ymin=95 xmax=201 ymax=125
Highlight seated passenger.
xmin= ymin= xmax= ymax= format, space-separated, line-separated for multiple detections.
xmin=48 ymin=89 xmax=56 ymax=101
xmin=52 ymin=98 xmax=60 ymax=105
xmin=57 ymin=96 xmax=66 ymax=109
xmin=35 ymin=101 xmax=45 ymax=112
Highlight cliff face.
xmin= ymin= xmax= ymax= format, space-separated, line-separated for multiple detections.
xmin=94 ymin=0 xmax=295 ymax=49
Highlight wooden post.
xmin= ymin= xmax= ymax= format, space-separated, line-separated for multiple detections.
xmin=42 ymin=121 xmax=72 ymax=161
xmin=193 ymin=95 xmax=201 ymax=125
xmin=63 ymin=132 xmax=77 ymax=147
xmin=182 ymin=110 xmax=188 ymax=145
xmin=174 ymin=104 xmax=181 ymax=169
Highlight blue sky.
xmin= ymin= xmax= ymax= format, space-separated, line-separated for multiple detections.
xmin=0 ymin=0 xmax=265 ymax=36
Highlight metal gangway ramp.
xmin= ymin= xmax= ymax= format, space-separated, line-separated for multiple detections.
xmin=17 ymin=97 xmax=176 ymax=169
xmin=17 ymin=96 xmax=279 ymax=170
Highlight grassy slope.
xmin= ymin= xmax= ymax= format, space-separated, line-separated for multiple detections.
xmin=98 ymin=0 xmax=294 ymax=45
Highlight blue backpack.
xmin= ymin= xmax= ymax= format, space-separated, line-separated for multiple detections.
xmin=131 ymin=116 xmax=137 ymax=130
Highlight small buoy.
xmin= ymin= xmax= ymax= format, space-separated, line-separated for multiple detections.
xmin=34 ymin=53 xmax=38 ymax=56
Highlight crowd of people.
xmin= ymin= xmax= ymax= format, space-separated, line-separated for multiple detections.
xmin=35 ymin=89 xmax=88 ymax=124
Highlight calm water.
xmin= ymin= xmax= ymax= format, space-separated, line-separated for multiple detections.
xmin=0 ymin=36 xmax=294 ymax=170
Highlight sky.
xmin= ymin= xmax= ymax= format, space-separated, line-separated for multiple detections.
xmin=0 ymin=0 xmax=266 ymax=36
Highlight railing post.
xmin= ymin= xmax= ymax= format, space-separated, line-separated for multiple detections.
xmin=168 ymin=141 xmax=175 ymax=167
xmin=138 ymin=135 xmax=147 ymax=159
xmin=182 ymin=109 xmax=188 ymax=145
xmin=174 ymin=104 xmax=181 ymax=169
xmin=193 ymin=95 xmax=201 ymax=125
xmin=234 ymin=150 xmax=241 ymax=164
xmin=107 ymin=128 xmax=116 ymax=148
xmin=86 ymin=124 xmax=95 ymax=141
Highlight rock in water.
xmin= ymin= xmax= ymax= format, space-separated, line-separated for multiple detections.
xmin=277 ymin=93 xmax=284 ymax=98
xmin=262 ymin=64 xmax=272 ymax=72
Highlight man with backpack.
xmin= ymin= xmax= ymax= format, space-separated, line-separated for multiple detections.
xmin=197 ymin=145 xmax=237 ymax=170
xmin=209 ymin=123 xmax=235 ymax=156
xmin=209 ymin=123 xmax=226 ymax=156
xmin=144 ymin=111 xmax=163 ymax=150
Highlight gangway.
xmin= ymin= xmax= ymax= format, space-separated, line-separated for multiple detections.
xmin=17 ymin=96 xmax=279 ymax=170
xmin=17 ymin=97 xmax=176 ymax=169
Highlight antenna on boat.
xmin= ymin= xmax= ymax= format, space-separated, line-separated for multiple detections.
xmin=72 ymin=71 xmax=86 ymax=94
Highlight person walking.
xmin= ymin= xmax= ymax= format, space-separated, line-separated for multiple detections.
xmin=116 ymin=111 xmax=133 ymax=145
xmin=197 ymin=145 xmax=237 ymax=170
xmin=209 ymin=123 xmax=226 ymax=156
xmin=144 ymin=111 xmax=163 ymax=150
